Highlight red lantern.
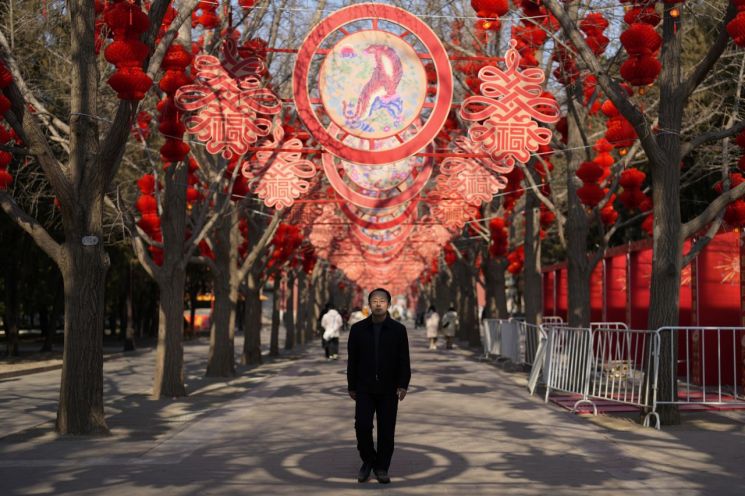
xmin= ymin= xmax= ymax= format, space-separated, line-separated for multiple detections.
xmin=620 ymin=23 xmax=661 ymax=56
xmin=135 ymin=194 xmax=157 ymax=214
xmin=137 ymin=174 xmax=156 ymax=194
xmin=0 ymin=60 xmax=13 ymax=88
xmin=576 ymin=183 xmax=605 ymax=208
xmin=620 ymin=54 xmax=661 ymax=86
xmin=0 ymin=168 xmax=12 ymax=190
xmin=727 ymin=1 xmax=745 ymax=47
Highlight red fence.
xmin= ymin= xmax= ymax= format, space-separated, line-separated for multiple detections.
xmin=542 ymin=230 xmax=745 ymax=387
xmin=542 ymin=231 xmax=744 ymax=327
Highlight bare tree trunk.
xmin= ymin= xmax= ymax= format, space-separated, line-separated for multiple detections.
xmin=296 ymin=270 xmax=307 ymax=346
xmin=524 ymin=188 xmax=544 ymax=327
xmin=565 ymin=106 xmax=592 ymax=327
xmin=206 ymin=209 xmax=238 ymax=377
xmin=124 ymin=263 xmax=136 ymax=352
xmin=284 ymin=271 xmax=295 ymax=350
xmin=56 ymin=239 xmax=110 ymax=434
xmin=485 ymin=257 xmax=509 ymax=319
xmin=241 ymin=271 xmax=263 ymax=365
xmin=310 ymin=264 xmax=324 ymax=340
xmin=269 ymin=273 xmax=281 ymax=356
xmin=3 ymin=256 xmax=19 ymax=356
xmin=647 ymin=9 xmax=685 ymax=426
xmin=151 ymin=163 xmax=188 ymax=399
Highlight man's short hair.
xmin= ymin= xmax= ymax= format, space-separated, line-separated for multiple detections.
xmin=368 ymin=288 xmax=391 ymax=304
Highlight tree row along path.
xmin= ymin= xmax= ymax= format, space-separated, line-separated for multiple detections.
xmin=1 ymin=324 xmax=744 ymax=495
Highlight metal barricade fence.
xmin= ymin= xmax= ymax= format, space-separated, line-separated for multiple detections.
xmin=480 ymin=319 xmax=503 ymax=358
xmin=543 ymin=316 xmax=565 ymax=326
xmin=652 ymin=327 xmax=745 ymax=415
xmin=590 ymin=322 xmax=628 ymax=331
xmin=515 ymin=321 xmax=543 ymax=366
xmin=543 ymin=325 xmax=596 ymax=413
xmin=588 ymin=327 xmax=658 ymax=427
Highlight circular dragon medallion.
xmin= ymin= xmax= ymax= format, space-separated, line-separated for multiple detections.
xmin=293 ymin=3 xmax=453 ymax=165
xmin=319 ymin=30 xmax=427 ymax=141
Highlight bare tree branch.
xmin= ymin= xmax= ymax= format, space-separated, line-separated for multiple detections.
xmin=682 ymin=181 xmax=745 ymax=239
xmin=0 ymin=191 xmax=61 ymax=264
xmin=681 ymin=3 xmax=738 ymax=102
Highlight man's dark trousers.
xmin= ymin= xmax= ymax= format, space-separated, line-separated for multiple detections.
xmin=355 ymin=391 xmax=398 ymax=471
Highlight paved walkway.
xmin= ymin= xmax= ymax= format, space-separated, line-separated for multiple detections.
xmin=1 ymin=324 xmax=745 ymax=495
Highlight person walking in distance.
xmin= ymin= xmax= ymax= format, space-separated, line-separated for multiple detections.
xmin=441 ymin=305 xmax=459 ymax=350
xmin=347 ymin=288 xmax=411 ymax=484
xmin=425 ymin=305 xmax=440 ymax=350
xmin=321 ymin=303 xmax=343 ymax=360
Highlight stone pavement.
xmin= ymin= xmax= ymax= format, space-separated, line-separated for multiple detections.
xmin=1 ymin=325 xmax=744 ymax=495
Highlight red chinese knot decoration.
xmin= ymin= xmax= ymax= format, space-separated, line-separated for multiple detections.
xmin=241 ymin=126 xmax=317 ymax=209
xmin=175 ymin=42 xmax=281 ymax=160
xmin=460 ymin=40 xmax=560 ymax=167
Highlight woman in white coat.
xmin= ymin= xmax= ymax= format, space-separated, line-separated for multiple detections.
xmin=425 ymin=305 xmax=440 ymax=350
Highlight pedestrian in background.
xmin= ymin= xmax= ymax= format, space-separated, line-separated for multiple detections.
xmin=425 ymin=305 xmax=440 ymax=350
xmin=321 ymin=303 xmax=343 ymax=360
xmin=441 ymin=305 xmax=458 ymax=350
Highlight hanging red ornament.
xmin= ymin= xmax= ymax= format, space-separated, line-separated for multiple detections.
xmin=0 ymin=168 xmax=12 ymax=190
xmin=727 ymin=0 xmax=745 ymax=47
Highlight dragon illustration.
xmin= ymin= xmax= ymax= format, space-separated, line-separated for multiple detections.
xmin=344 ymin=44 xmax=404 ymax=131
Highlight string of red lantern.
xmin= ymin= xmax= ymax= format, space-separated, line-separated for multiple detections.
xmin=103 ymin=0 xmax=152 ymax=101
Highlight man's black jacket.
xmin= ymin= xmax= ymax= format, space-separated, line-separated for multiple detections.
xmin=347 ymin=315 xmax=411 ymax=394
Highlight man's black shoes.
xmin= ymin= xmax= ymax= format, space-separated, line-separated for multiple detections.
xmin=357 ymin=462 xmax=372 ymax=483
xmin=373 ymin=468 xmax=391 ymax=484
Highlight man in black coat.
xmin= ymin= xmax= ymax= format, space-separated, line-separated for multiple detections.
xmin=347 ymin=288 xmax=411 ymax=484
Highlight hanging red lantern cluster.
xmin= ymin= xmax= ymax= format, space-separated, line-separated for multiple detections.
xmin=506 ymin=246 xmax=524 ymax=275
xmin=727 ymin=0 xmax=745 ymax=47
xmin=158 ymin=41 xmax=192 ymax=166
xmin=131 ymin=110 xmax=152 ymax=141
xmin=443 ymin=243 xmax=457 ymax=266
xmin=501 ymin=166 xmax=525 ymax=212
xmin=717 ymin=172 xmax=745 ymax=227
xmin=0 ymin=60 xmax=14 ymax=191
xmin=539 ymin=204 xmax=556 ymax=229
xmin=512 ymin=24 xmax=547 ymax=68
xmin=601 ymin=95 xmax=637 ymax=154
xmin=488 ymin=217 xmax=508 ymax=257
xmin=0 ymin=126 xmax=13 ymax=191
xmin=267 ymin=223 xmax=303 ymax=271
xmin=103 ymin=0 xmax=152 ymax=101
xmin=618 ymin=168 xmax=648 ymax=210
xmin=552 ymin=44 xmax=579 ymax=86
xmin=470 ymin=0 xmax=509 ymax=32
xmin=576 ymin=161 xmax=606 ymax=208
xmin=582 ymin=75 xmax=603 ymax=115
xmin=0 ymin=60 xmax=11 ymax=115
xmin=623 ymin=2 xmax=661 ymax=27
xmin=600 ymin=194 xmax=619 ymax=226
xmin=239 ymin=0 xmax=256 ymax=10
xmin=620 ymin=12 xmax=662 ymax=89
xmin=580 ymin=12 xmax=609 ymax=56
xmin=641 ymin=213 xmax=654 ymax=236
xmin=301 ymin=247 xmax=317 ymax=275
xmin=192 ymin=1 xmax=220 ymax=29
xmin=534 ymin=144 xmax=554 ymax=177
xmin=592 ymin=138 xmax=615 ymax=180
xmin=135 ymin=174 xmax=163 ymax=265
xmin=515 ymin=0 xmax=559 ymax=30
